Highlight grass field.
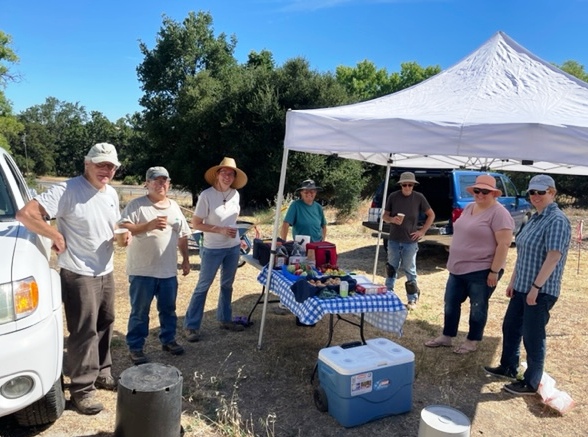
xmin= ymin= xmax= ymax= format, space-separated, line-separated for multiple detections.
xmin=1 ymin=199 xmax=586 ymax=437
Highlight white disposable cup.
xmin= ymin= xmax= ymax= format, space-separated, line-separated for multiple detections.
xmin=114 ymin=228 xmax=128 ymax=246
xmin=397 ymin=213 xmax=405 ymax=224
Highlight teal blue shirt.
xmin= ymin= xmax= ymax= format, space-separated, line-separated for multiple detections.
xmin=284 ymin=199 xmax=326 ymax=242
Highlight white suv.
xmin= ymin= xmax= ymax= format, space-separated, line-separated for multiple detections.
xmin=0 ymin=148 xmax=64 ymax=426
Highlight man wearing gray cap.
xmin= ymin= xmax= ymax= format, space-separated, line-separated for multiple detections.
xmin=118 ymin=167 xmax=191 ymax=365
xmin=17 ymin=143 xmax=121 ymax=415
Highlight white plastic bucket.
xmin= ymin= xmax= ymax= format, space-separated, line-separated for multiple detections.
xmin=418 ymin=405 xmax=471 ymax=437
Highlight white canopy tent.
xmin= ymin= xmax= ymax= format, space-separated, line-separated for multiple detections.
xmin=256 ymin=31 xmax=588 ymax=348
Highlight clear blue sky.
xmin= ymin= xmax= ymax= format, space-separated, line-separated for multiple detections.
xmin=3 ymin=0 xmax=587 ymax=121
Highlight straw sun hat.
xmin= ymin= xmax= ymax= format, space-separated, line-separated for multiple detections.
xmin=466 ymin=174 xmax=502 ymax=196
xmin=204 ymin=157 xmax=248 ymax=189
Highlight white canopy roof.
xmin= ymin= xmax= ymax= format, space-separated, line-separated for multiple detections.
xmin=284 ymin=31 xmax=588 ymax=175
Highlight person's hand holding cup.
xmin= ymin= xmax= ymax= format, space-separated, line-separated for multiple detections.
xmin=396 ymin=213 xmax=405 ymax=225
xmin=224 ymin=226 xmax=237 ymax=238
xmin=155 ymin=215 xmax=167 ymax=230
xmin=114 ymin=228 xmax=129 ymax=247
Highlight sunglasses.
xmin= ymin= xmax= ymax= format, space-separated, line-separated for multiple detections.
xmin=401 ymin=184 xmax=414 ymax=188
xmin=528 ymin=190 xmax=547 ymax=196
xmin=472 ymin=188 xmax=491 ymax=195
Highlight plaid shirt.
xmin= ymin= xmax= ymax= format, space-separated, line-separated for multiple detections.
xmin=513 ymin=202 xmax=571 ymax=297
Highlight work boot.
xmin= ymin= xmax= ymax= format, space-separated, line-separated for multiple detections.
xmin=95 ymin=374 xmax=117 ymax=391
xmin=129 ymin=349 xmax=148 ymax=365
xmin=405 ymin=280 xmax=420 ymax=308
xmin=71 ymin=394 xmax=103 ymax=415
xmin=184 ymin=329 xmax=200 ymax=342
xmin=162 ymin=340 xmax=185 ymax=355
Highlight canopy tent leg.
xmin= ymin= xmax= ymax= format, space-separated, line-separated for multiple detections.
xmin=371 ymin=157 xmax=393 ymax=280
xmin=257 ymin=146 xmax=290 ymax=349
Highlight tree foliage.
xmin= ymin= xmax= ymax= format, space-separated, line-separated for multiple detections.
xmin=0 ymin=31 xmax=23 ymax=152
xmin=6 ymin=20 xmax=588 ymax=209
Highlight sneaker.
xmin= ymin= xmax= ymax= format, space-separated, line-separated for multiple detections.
xmin=184 ymin=329 xmax=200 ymax=342
xmin=71 ymin=394 xmax=104 ymax=415
xmin=129 ymin=349 xmax=148 ymax=365
xmin=219 ymin=321 xmax=245 ymax=332
xmin=406 ymin=301 xmax=417 ymax=311
xmin=483 ymin=365 xmax=518 ymax=380
xmin=162 ymin=340 xmax=185 ymax=355
xmin=504 ymin=380 xmax=537 ymax=396
xmin=95 ymin=374 xmax=117 ymax=391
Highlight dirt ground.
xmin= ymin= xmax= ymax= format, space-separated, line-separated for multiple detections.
xmin=1 ymin=206 xmax=587 ymax=437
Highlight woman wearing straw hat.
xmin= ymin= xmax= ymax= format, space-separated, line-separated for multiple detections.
xmin=425 ymin=174 xmax=514 ymax=354
xmin=184 ymin=157 xmax=248 ymax=341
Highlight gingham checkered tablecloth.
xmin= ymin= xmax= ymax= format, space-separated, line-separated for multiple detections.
xmin=257 ymin=267 xmax=408 ymax=336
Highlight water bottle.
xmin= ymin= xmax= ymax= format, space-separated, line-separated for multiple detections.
xmin=340 ymin=280 xmax=349 ymax=297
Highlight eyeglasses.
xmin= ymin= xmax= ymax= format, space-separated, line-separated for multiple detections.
xmin=218 ymin=170 xmax=236 ymax=177
xmin=401 ymin=184 xmax=414 ymax=188
xmin=94 ymin=162 xmax=117 ymax=171
xmin=472 ymin=188 xmax=491 ymax=195
xmin=150 ymin=177 xmax=170 ymax=185
xmin=528 ymin=190 xmax=547 ymax=196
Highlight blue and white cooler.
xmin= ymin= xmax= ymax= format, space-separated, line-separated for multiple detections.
xmin=315 ymin=338 xmax=414 ymax=427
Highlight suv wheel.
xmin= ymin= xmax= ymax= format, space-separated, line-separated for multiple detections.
xmin=14 ymin=376 xmax=65 ymax=426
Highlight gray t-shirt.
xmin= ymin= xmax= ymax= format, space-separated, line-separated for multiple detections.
xmin=35 ymin=175 xmax=120 ymax=276
xmin=120 ymin=196 xmax=190 ymax=278
xmin=384 ymin=190 xmax=431 ymax=243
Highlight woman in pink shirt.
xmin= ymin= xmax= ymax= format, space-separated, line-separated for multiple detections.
xmin=425 ymin=175 xmax=514 ymax=354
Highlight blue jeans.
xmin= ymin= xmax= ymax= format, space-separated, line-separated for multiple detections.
xmin=385 ymin=240 xmax=419 ymax=300
xmin=443 ymin=269 xmax=498 ymax=341
xmin=500 ymin=291 xmax=557 ymax=391
xmin=184 ymin=245 xmax=240 ymax=330
xmin=126 ymin=275 xmax=178 ymax=351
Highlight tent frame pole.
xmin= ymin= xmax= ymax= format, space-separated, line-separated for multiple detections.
xmin=371 ymin=157 xmax=392 ymax=280
xmin=257 ymin=146 xmax=290 ymax=349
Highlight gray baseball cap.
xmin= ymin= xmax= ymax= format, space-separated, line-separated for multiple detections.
xmin=146 ymin=166 xmax=170 ymax=180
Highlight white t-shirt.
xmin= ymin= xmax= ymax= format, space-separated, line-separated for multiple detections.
xmin=120 ymin=196 xmax=191 ymax=278
xmin=194 ymin=186 xmax=240 ymax=249
xmin=35 ymin=175 xmax=120 ymax=277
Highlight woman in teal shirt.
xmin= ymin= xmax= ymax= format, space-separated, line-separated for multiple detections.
xmin=280 ymin=179 xmax=327 ymax=242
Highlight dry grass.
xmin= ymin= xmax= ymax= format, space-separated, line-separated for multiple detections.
xmin=1 ymin=201 xmax=587 ymax=437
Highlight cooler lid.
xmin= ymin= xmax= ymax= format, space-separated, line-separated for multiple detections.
xmin=366 ymin=338 xmax=415 ymax=364
xmin=319 ymin=339 xmax=413 ymax=375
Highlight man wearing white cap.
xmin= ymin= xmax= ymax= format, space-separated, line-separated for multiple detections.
xmin=17 ymin=143 xmax=121 ymax=415
xmin=118 ymin=166 xmax=191 ymax=365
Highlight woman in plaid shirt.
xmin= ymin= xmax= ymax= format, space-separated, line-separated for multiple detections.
xmin=484 ymin=174 xmax=571 ymax=396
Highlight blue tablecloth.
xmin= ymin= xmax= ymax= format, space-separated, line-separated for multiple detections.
xmin=257 ymin=267 xmax=408 ymax=336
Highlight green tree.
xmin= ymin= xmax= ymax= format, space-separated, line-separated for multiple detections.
xmin=16 ymin=98 xmax=89 ymax=175
xmin=336 ymin=60 xmax=391 ymax=101
xmin=0 ymin=30 xmax=23 ymax=152
xmin=336 ymin=60 xmax=441 ymax=101
xmin=558 ymin=60 xmax=588 ymax=82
